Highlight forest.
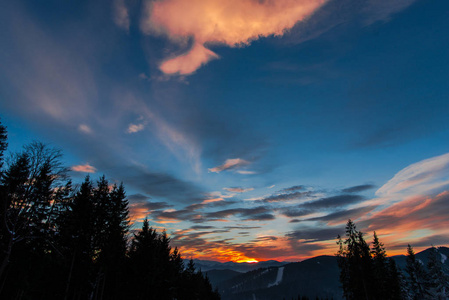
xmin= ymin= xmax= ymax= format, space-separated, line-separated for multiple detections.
xmin=0 ymin=120 xmax=220 ymax=299
xmin=336 ymin=220 xmax=449 ymax=300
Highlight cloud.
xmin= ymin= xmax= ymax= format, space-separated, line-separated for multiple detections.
xmin=301 ymin=194 xmax=365 ymax=209
xmin=286 ymin=0 xmax=419 ymax=46
xmin=236 ymin=170 xmax=257 ymax=175
xmin=128 ymin=193 xmax=173 ymax=221
xmin=71 ymin=163 xmax=97 ymax=173
xmin=376 ymin=152 xmax=449 ymax=199
xmin=205 ymin=206 xmax=274 ymax=221
xmin=279 ymin=194 xmax=366 ymax=219
xmin=113 ymin=0 xmax=130 ymax=31
xmin=308 ymin=205 xmax=378 ymax=225
xmin=78 ymin=124 xmax=92 ymax=134
xmin=223 ymin=187 xmax=254 ymax=193
xmin=159 ymin=42 xmax=220 ymax=75
xmin=142 ymin=0 xmax=327 ymax=74
xmin=286 ymin=228 xmax=343 ymax=242
xmin=127 ymin=123 xmax=145 ymax=133
xmin=342 ymin=184 xmax=376 ymax=193
xmin=261 ymin=191 xmax=313 ymax=203
xmin=280 ymin=185 xmax=305 ymax=193
xmin=208 ymin=158 xmax=250 ymax=173
xmin=119 ymin=164 xmax=204 ymax=204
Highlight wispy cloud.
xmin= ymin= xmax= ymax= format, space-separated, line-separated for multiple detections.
xmin=208 ymin=158 xmax=250 ymax=173
xmin=223 ymin=187 xmax=254 ymax=193
xmin=141 ymin=0 xmax=326 ymax=75
xmin=342 ymin=184 xmax=376 ymax=193
xmin=113 ymin=0 xmax=130 ymax=31
xmin=71 ymin=163 xmax=97 ymax=173
xmin=78 ymin=124 xmax=92 ymax=134
xmin=127 ymin=123 xmax=145 ymax=133
xmin=376 ymin=152 xmax=449 ymax=200
xmin=236 ymin=170 xmax=257 ymax=175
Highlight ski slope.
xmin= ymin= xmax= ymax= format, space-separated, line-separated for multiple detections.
xmin=268 ymin=267 xmax=284 ymax=288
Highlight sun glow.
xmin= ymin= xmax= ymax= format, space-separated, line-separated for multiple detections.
xmin=239 ymin=258 xmax=259 ymax=263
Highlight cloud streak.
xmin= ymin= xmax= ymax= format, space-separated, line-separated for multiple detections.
xmin=142 ymin=0 xmax=326 ymax=74
xmin=71 ymin=163 xmax=97 ymax=173
xmin=113 ymin=0 xmax=130 ymax=31
xmin=208 ymin=158 xmax=250 ymax=173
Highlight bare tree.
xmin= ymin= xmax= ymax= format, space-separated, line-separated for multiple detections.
xmin=0 ymin=141 xmax=69 ymax=280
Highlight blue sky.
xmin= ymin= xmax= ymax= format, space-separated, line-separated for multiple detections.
xmin=1 ymin=0 xmax=448 ymax=261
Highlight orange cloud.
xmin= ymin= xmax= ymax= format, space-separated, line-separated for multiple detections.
xmin=160 ymin=42 xmax=219 ymax=75
xmin=71 ymin=163 xmax=96 ymax=173
xmin=201 ymin=198 xmax=224 ymax=204
xmin=208 ymin=158 xmax=249 ymax=173
xmin=127 ymin=123 xmax=145 ymax=133
xmin=142 ymin=0 xmax=327 ymax=74
xmin=224 ymin=187 xmax=254 ymax=193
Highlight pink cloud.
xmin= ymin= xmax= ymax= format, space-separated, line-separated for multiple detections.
xmin=141 ymin=0 xmax=327 ymax=74
xmin=160 ymin=42 xmax=219 ymax=75
xmin=71 ymin=163 xmax=97 ymax=173
xmin=208 ymin=158 xmax=250 ymax=173
xmin=223 ymin=187 xmax=254 ymax=193
xmin=113 ymin=0 xmax=130 ymax=31
xmin=78 ymin=124 xmax=92 ymax=134
xmin=127 ymin=123 xmax=145 ymax=133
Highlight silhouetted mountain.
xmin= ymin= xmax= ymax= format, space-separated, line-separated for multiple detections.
xmin=193 ymin=259 xmax=286 ymax=272
xmin=205 ymin=269 xmax=242 ymax=288
xmin=207 ymin=247 xmax=449 ymax=300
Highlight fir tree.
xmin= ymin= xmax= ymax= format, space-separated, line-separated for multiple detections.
xmin=0 ymin=118 xmax=7 ymax=169
xmin=386 ymin=258 xmax=405 ymax=300
xmin=336 ymin=220 xmax=373 ymax=300
xmin=405 ymin=244 xmax=429 ymax=299
xmin=371 ymin=232 xmax=389 ymax=299
xmin=426 ymin=246 xmax=449 ymax=299
xmin=59 ymin=176 xmax=96 ymax=299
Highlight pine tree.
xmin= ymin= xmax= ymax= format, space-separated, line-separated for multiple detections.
xmin=59 ymin=176 xmax=96 ymax=299
xmin=371 ymin=232 xmax=389 ymax=299
xmin=0 ymin=118 xmax=7 ymax=169
xmin=386 ymin=258 xmax=405 ymax=300
xmin=405 ymin=244 xmax=429 ymax=299
xmin=426 ymin=246 xmax=449 ymax=299
xmin=336 ymin=220 xmax=373 ymax=300
xmin=101 ymin=182 xmax=129 ymax=300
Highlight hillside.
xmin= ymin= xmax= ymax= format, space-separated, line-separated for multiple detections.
xmin=204 ymin=246 xmax=449 ymax=300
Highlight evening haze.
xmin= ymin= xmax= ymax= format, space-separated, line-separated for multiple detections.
xmin=1 ymin=0 xmax=448 ymax=262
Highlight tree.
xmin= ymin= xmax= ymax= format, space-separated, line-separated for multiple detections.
xmin=336 ymin=220 xmax=373 ymax=300
xmin=386 ymin=258 xmax=405 ymax=300
xmin=0 ymin=142 xmax=69 ymax=281
xmin=337 ymin=220 xmax=406 ymax=300
xmin=59 ymin=176 xmax=95 ymax=299
xmin=0 ymin=118 xmax=7 ymax=169
xmin=371 ymin=232 xmax=389 ymax=299
xmin=426 ymin=246 xmax=449 ymax=299
xmin=100 ymin=182 xmax=129 ymax=300
xmin=405 ymin=244 xmax=429 ymax=299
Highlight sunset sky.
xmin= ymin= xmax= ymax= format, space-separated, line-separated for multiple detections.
xmin=1 ymin=0 xmax=448 ymax=262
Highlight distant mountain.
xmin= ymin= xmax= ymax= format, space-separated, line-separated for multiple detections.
xmin=204 ymin=269 xmax=242 ymax=288
xmin=193 ymin=259 xmax=286 ymax=273
xmin=204 ymin=246 xmax=449 ymax=300
xmin=217 ymin=255 xmax=342 ymax=300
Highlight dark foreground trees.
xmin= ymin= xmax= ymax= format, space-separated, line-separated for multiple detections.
xmin=337 ymin=220 xmax=449 ymax=300
xmin=337 ymin=220 xmax=403 ymax=300
xmin=0 ymin=120 xmax=219 ymax=300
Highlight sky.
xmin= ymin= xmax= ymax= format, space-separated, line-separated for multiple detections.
xmin=1 ymin=0 xmax=448 ymax=262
